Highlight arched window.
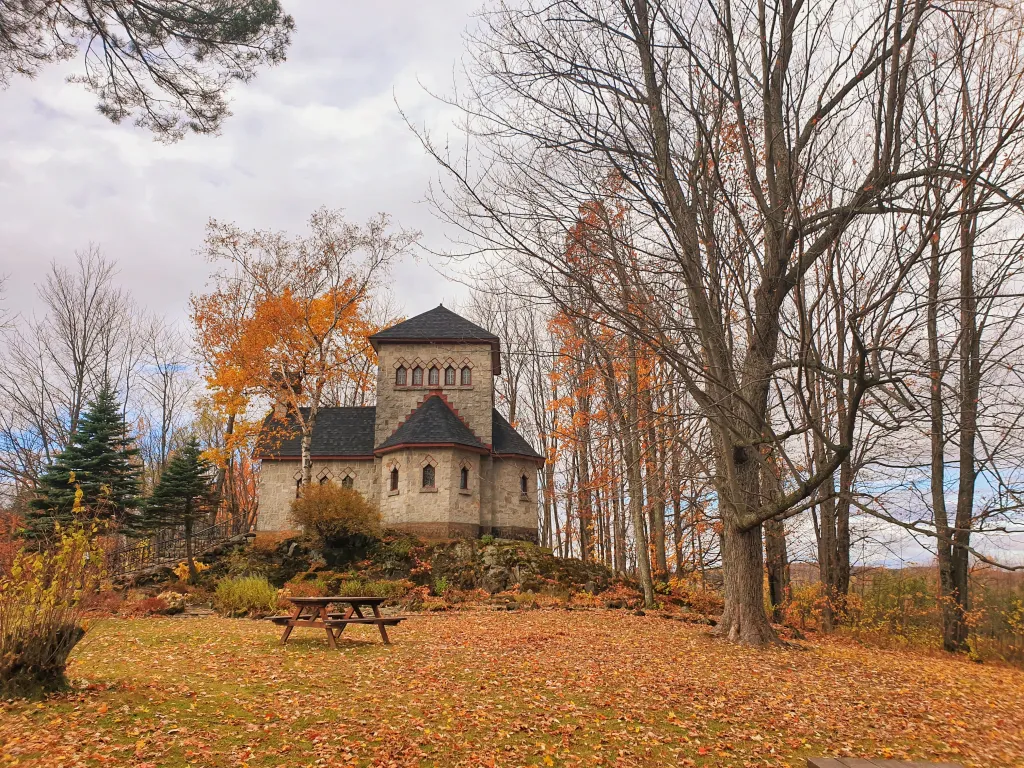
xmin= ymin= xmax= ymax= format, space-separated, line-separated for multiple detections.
xmin=395 ymin=366 xmax=407 ymax=386
xmin=428 ymin=366 xmax=439 ymax=386
xmin=422 ymin=464 xmax=435 ymax=488
xmin=460 ymin=366 xmax=472 ymax=386
xmin=295 ymin=479 xmax=302 ymax=499
xmin=390 ymin=467 xmax=399 ymax=492
xmin=520 ymin=474 xmax=528 ymax=495
xmin=412 ymin=366 xmax=423 ymax=386
xmin=460 ymin=466 xmax=469 ymax=490
xmin=445 ymin=366 xmax=456 ymax=386
xmin=341 ymin=475 xmax=354 ymax=489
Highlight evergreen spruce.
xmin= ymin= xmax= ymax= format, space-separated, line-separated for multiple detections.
xmin=140 ymin=437 xmax=220 ymax=579
xmin=28 ymin=382 xmax=140 ymax=536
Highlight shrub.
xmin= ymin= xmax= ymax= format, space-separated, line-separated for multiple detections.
xmin=334 ymin=578 xmax=410 ymax=600
xmin=0 ymin=524 xmax=103 ymax=696
xmin=173 ymin=560 xmax=210 ymax=582
xmin=213 ymin=575 xmax=278 ymax=617
xmin=290 ymin=484 xmax=381 ymax=546
xmin=125 ymin=596 xmax=171 ymax=617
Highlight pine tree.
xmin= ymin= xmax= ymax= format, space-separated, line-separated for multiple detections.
xmin=140 ymin=437 xmax=220 ymax=579
xmin=27 ymin=381 xmax=141 ymax=536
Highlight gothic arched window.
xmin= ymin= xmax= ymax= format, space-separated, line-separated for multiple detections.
xmin=390 ymin=467 xmax=399 ymax=492
xmin=428 ymin=366 xmax=439 ymax=386
xmin=520 ymin=474 xmax=528 ymax=495
xmin=412 ymin=366 xmax=423 ymax=386
xmin=445 ymin=366 xmax=456 ymax=386
xmin=422 ymin=464 xmax=435 ymax=488
xmin=460 ymin=466 xmax=469 ymax=490
xmin=395 ymin=366 xmax=407 ymax=386
xmin=460 ymin=366 xmax=472 ymax=386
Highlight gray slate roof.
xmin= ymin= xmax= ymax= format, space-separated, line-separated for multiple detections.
xmin=376 ymin=395 xmax=485 ymax=452
xmin=258 ymin=401 xmax=543 ymax=461
xmin=492 ymin=411 xmax=544 ymax=459
xmin=259 ymin=407 xmax=376 ymax=457
xmin=368 ymin=305 xmax=498 ymax=343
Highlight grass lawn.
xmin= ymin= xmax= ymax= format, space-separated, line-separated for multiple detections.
xmin=0 ymin=610 xmax=1021 ymax=767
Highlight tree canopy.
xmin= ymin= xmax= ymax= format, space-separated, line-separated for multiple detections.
xmin=0 ymin=0 xmax=294 ymax=140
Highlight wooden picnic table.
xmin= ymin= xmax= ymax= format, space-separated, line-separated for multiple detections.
xmin=268 ymin=596 xmax=406 ymax=648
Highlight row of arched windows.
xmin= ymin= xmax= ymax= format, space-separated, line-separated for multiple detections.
xmin=389 ymin=465 xmax=473 ymax=493
xmin=395 ymin=365 xmax=472 ymax=387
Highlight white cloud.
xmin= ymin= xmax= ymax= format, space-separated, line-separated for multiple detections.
xmin=0 ymin=2 xmax=481 ymax=325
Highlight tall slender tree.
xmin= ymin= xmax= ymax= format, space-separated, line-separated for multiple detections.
xmin=138 ymin=437 xmax=219 ymax=580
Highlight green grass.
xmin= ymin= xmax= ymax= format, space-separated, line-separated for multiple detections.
xmin=1 ymin=611 xmax=1021 ymax=767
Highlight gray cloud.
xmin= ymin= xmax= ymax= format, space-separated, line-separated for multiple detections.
xmin=0 ymin=2 xmax=480 ymax=324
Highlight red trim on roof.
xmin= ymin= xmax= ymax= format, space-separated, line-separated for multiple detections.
xmin=258 ymin=455 xmax=376 ymax=461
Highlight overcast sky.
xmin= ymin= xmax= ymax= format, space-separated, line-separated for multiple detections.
xmin=0 ymin=2 xmax=480 ymax=325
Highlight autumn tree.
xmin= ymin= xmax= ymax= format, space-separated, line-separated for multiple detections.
xmin=192 ymin=208 xmax=418 ymax=488
xmin=417 ymin=0 xmax=1024 ymax=645
xmin=0 ymin=0 xmax=294 ymax=140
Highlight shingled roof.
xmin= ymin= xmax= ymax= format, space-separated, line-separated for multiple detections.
xmin=258 ymin=407 xmax=376 ymax=458
xmin=368 ymin=305 xmax=502 ymax=375
xmin=376 ymin=395 xmax=486 ymax=454
xmin=369 ymin=305 xmax=498 ymax=343
xmin=492 ymin=411 xmax=544 ymax=460
xmin=258 ymin=403 xmax=543 ymax=462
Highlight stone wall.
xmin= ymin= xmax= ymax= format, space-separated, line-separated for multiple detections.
xmin=256 ymin=457 xmax=376 ymax=532
xmin=487 ymin=457 xmax=539 ymax=542
xmin=378 ymin=447 xmax=483 ymax=534
xmin=373 ymin=341 xmax=494 ymax=447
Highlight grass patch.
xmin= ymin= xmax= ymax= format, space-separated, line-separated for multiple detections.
xmin=0 ymin=612 xmax=1021 ymax=767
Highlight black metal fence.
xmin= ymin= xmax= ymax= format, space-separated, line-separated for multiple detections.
xmin=106 ymin=516 xmax=253 ymax=579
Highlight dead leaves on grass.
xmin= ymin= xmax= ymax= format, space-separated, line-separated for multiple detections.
xmin=0 ymin=611 xmax=1021 ymax=767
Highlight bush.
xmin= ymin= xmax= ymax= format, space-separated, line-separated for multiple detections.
xmin=0 ymin=524 xmax=103 ymax=696
xmin=213 ymin=575 xmax=278 ymax=617
xmin=290 ymin=484 xmax=381 ymax=546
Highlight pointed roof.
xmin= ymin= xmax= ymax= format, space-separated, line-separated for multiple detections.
xmin=492 ymin=411 xmax=544 ymax=460
xmin=368 ymin=305 xmax=502 ymax=375
xmin=375 ymin=395 xmax=487 ymax=454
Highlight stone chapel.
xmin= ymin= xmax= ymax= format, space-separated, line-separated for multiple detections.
xmin=256 ymin=305 xmax=543 ymax=541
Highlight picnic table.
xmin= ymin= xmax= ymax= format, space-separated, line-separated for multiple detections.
xmin=268 ymin=596 xmax=407 ymax=648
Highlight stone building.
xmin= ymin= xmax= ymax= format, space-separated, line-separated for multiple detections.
xmin=256 ymin=305 xmax=543 ymax=541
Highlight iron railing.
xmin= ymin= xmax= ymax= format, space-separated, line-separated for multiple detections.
xmin=106 ymin=516 xmax=253 ymax=579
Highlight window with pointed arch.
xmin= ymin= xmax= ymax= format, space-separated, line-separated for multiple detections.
xmin=460 ymin=466 xmax=469 ymax=490
xmin=319 ymin=475 xmax=329 ymax=485
xmin=445 ymin=366 xmax=456 ymax=386
xmin=422 ymin=464 xmax=435 ymax=489
xmin=295 ymin=479 xmax=302 ymax=499
xmin=428 ymin=366 xmax=439 ymax=386
xmin=341 ymin=475 xmax=354 ymax=489
xmin=460 ymin=366 xmax=472 ymax=386
xmin=390 ymin=467 xmax=399 ymax=492
xmin=412 ymin=366 xmax=423 ymax=386
xmin=520 ymin=474 xmax=528 ymax=496
xmin=395 ymin=366 xmax=407 ymax=386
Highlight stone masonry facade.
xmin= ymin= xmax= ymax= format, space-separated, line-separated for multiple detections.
xmin=256 ymin=306 xmax=542 ymax=541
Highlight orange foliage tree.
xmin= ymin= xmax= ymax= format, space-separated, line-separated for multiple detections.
xmin=192 ymin=208 xmax=418 ymax=489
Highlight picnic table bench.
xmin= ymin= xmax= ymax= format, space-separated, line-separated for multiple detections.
xmin=808 ymin=760 xmax=964 ymax=767
xmin=268 ymin=596 xmax=407 ymax=648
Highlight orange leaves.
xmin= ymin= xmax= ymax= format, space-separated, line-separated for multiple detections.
xmin=3 ymin=611 xmax=1022 ymax=767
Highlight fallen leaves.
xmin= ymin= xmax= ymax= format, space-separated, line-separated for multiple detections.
xmin=0 ymin=611 xmax=1021 ymax=767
